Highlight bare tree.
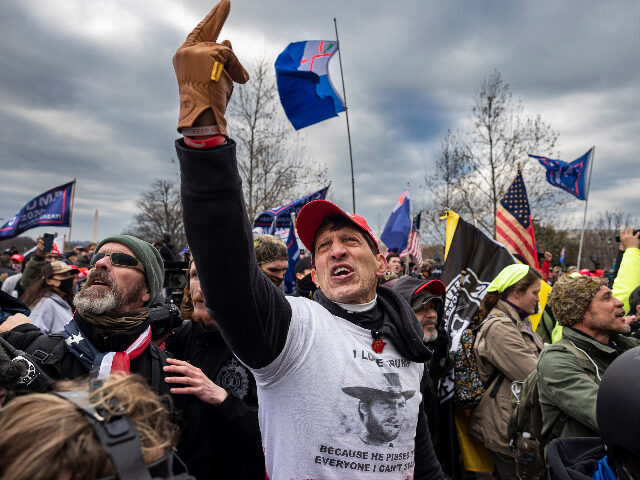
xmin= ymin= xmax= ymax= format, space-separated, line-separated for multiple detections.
xmin=228 ymin=57 xmax=327 ymax=222
xmin=424 ymin=70 xmax=561 ymax=239
xmin=126 ymin=179 xmax=186 ymax=248
xmin=580 ymin=210 xmax=638 ymax=269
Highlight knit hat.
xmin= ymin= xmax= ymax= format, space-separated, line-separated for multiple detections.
xmin=547 ymin=275 xmax=606 ymax=326
xmin=254 ymin=235 xmax=288 ymax=265
xmin=95 ymin=235 xmax=164 ymax=304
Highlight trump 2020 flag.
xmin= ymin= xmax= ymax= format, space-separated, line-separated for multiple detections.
xmin=0 ymin=181 xmax=75 ymax=240
xmin=381 ymin=190 xmax=411 ymax=253
xmin=529 ymin=147 xmax=593 ymax=200
xmin=275 ymin=40 xmax=345 ymax=130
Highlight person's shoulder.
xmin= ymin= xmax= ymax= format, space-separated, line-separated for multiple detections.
xmin=537 ymin=342 xmax=581 ymax=374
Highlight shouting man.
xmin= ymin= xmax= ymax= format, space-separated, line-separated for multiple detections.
xmin=174 ymin=2 xmax=445 ymax=478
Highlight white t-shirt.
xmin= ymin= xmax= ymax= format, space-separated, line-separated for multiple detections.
xmin=253 ymin=296 xmax=424 ymax=480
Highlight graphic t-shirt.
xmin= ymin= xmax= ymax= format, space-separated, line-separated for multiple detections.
xmin=253 ymin=296 xmax=424 ymax=480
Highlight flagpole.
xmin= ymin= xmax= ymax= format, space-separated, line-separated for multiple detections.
xmin=334 ymin=18 xmax=356 ymax=213
xmin=576 ymin=146 xmax=595 ymax=270
xmin=67 ymin=179 xmax=77 ymax=250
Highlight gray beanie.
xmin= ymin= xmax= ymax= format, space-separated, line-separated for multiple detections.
xmin=95 ymin=235 xmax=164 ymax=305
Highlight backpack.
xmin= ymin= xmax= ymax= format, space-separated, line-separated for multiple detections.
xmin=506 ymin=339 xmax=598 ymax=480
xmin=453 ymin=313 xmax=506 ymax=409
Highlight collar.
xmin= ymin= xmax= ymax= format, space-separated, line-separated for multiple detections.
xmin=335 ymin=295 xmax=377 ymax=313
xmin=565 ymin=326 xmax=622 ymax=354
xmin=503 ymin=299 xmax=530 ymax=320
xmin=75 ymin=314 xmax=151 ymax=353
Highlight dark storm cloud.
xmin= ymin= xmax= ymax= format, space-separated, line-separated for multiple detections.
xmin=1 ymin=0 xmax=638 ymax=243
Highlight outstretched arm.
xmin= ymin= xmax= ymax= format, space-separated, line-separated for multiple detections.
xmin=175 ymin=1 xmax=291 ymax=369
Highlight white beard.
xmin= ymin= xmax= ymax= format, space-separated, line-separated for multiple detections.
xmin=73 ymin=270 xmax=123 ymax=315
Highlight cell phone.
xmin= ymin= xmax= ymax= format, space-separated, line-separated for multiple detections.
xmin=43 ymin=233 xmax=55 ymax=253
xmin=615 ymin=229 xmax=640 ymax=242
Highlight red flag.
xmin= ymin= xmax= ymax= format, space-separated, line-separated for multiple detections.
xmin=495 ymin=171 xmax=539 ymax=269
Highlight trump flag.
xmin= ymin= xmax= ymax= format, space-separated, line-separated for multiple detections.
xmin=0 ymin=181 xmax=75 ymax=240
xmin=529 ymin=147 xmax=593 ymax=200
xmin=275 ymin=40 xmax=345 ymax=130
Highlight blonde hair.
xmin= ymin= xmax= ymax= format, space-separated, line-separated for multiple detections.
xmin=0 ymin=374 xmax=178 ymax=480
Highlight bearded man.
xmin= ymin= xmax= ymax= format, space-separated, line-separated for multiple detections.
xmin=174 ymin=2 xmax=445 ymax=478
xmin=0 ymin=235 xmax=228 ymax=480
xmin=165 ymin=260 xmax=264 ymax=479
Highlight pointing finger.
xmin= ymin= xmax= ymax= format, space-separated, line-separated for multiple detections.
xmin=182 ymin=0 xmax=230 ymax=48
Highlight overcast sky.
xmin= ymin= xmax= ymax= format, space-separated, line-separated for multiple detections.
xmin=1 ymin=0 xmax=639 ymax=246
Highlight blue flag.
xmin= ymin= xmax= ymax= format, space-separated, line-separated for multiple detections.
xmin=284 ymin=219 xmax=301 ymax=295
xmin=253 ymin=186 xmax=330 ymax=232
xmin=529 ymin=148 xmax=593 ymax=200
xmin=275 ymin=41 xmax=345 ymax=130
xmin=381 ymin=190 xmax=411 ymax=252
xmin=0 ymin=181 xmax=75 ymax=239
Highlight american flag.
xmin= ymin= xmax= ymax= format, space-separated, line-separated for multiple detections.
xmin=400 ymin=213 xmax=423 ymax=268
xmin=495 ymin=171 xmax=539 ymax=268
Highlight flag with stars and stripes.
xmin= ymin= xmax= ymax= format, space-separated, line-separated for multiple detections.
xmin=400 ymin=213 xmax=423 ymax=268
xmin=495 ymin=171 xmax=539 ymax=269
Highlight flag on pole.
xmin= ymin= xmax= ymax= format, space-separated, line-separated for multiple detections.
xmin=400 ymin=213 xmax=423 ymax=267
xmin=275 ymin=41 xmax=345 ymax=130
xmin=495 ymin=172 xmax=540 ymax=269
xmin=0 ymin=181 xmax=75 ymax=240
xmin=529 ymin=148 xmax=593 ymax=200
xmin=559 ymin=246 xmax=566 ymax=265
xmin=253 ymin=186 xmax=330 ymax=234
xmin=380 ymin=190 xmax=411 ymax=253
xmin=283 ymin=214 xmax=301 ymax=295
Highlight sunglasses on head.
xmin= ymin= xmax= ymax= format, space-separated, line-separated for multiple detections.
xmin=89 ymin=252 xmax=145 ymax=272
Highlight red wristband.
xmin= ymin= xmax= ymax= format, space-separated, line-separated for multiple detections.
xmin=184 ymin=135 xmax=226 ymax=149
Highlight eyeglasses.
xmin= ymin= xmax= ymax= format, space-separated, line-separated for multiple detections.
xmin=89 ymin=252 xmax=145 ymax=272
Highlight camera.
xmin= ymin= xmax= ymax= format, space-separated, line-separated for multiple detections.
xmin=148 ymin=300 xmax=183 ymax=340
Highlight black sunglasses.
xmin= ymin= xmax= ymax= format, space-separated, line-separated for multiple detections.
xmin=89 ymin=252 xmax=145 ymax=272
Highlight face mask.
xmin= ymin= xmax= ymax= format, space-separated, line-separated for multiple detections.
xmin=267 ymin=273 xmax=283 ymax=287
xmin=298 ymin=272 xmax=317 ymax=292
xmin=57 ymin=277 xmax=75 ymax=296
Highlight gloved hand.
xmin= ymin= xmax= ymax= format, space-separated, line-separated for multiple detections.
xmin=173 ymin=0 xmax=249 ymax=137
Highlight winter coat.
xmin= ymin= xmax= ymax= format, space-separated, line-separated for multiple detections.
xmin=0 ymin=314 xmax=222 ymax=480
xmin=29 ymin=292 xmax=74 ymax=334
xmin=537 ymin=326 xmax=640 ymax=443
xmin=468 ymin=300 xmax=543 ymax=456
xmin=546 ymin=437 xmax=606 ymax=480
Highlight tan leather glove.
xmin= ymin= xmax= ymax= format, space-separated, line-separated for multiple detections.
xmin=173 ymin=0 xmax=249 ymax=136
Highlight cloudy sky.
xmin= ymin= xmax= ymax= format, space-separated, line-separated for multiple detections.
xmin=1 ymin=0 xmax=639 ymax=245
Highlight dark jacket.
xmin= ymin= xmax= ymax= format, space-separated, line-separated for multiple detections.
xmin=0 ymin=313 xmax=220 ymax=480
xmin=177 ymin=138 xmax=446 ymax=480
xmin=537 ymin=327 xmax=640 ymax=443
xmin=547 ymin=437 xmax=606 ymax=480
xmin=166 ymin=320 xmax=264 ymax=479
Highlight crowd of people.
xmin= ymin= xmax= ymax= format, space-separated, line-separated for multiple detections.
xmin=1 ymin=2 xmax=640 ymax=479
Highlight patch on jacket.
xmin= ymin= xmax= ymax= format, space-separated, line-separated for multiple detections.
xmin=215 ymin=357 xmax=249 ymax=399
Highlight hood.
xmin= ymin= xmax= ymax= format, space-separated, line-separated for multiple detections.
xmin=547 ymin=437 xmax=606 ymax=480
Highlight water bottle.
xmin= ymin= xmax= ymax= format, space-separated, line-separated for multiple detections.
xmin=516 ymin=432 xmax=538 ymax=480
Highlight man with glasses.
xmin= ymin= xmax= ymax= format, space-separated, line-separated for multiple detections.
xmin=0 ymin=234 xmax=228 ymax=479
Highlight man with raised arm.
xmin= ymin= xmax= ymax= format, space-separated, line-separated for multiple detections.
xmin=173 ymin=2 xmax=446 ymax=479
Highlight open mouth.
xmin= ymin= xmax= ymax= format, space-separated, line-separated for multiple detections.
xmin=331 ymin=264 xmax=354 ymax=279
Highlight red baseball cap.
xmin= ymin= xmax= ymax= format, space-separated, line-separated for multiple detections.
xmin=296 ymin=200 xmax=379 ymax=255
xmin=414 ymin=279 xmax=446 ymax=297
